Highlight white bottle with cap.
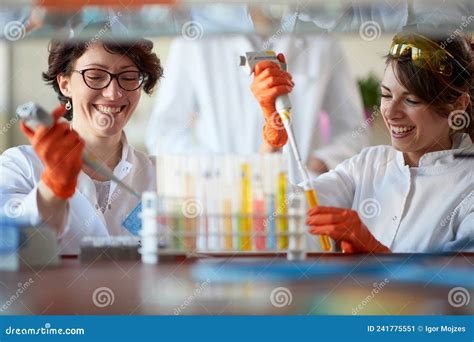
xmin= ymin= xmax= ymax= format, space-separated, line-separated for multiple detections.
xmin=140 ymin=191 xmax=159 ymax=264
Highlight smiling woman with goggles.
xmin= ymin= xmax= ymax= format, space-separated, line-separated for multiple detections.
xmin=251 ymin=30 xmax=473 ymax=253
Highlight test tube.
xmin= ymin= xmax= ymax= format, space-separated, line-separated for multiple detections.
xmin=173 ymin=156 xmax=184 ymax=251
xmin=252 ymin=157 xmax=266 ymax=251
xmin=155 ymin=155 xmax=169 ymax=248
xmin=183 ymin=159 xmax=197 ymax=252
xmin=231 ymin=156 xmax=241 ymax=250
xmin=196 ymin=158 xmax=209 ymax=251
xmin=214 ymin=161 xmax=224 ymax=251
xmin=263 ymin=154 xmax=277 ymax=250
xmin=222 ymin=156 xmax=234 ymax=250
xmin=207 ymin=158 xmax=220 ymax=251
xmin=156 ymin=194 xmax=169 ymax=248
xmin=162 ymin=155 xmax=176 ymax=251
xmin=276 ymin=157 xmax=288 ymax=250
xmin=303 ymin=182 xmax=332 ymax=252
xmin=239 ymin=162 xmax=252 ymax=251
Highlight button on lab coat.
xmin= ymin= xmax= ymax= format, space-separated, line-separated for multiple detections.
xmin=0 ymin=134 xmax=156 ymax=255
xmin=307 ymin=133 xmax=474 ymax=252
xmin=146 ymin=35 xmax=367 ymax=182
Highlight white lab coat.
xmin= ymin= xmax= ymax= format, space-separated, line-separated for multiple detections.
xmin=306 ymin=133 xmax=474 ymax=252
xmin=0 ymin=134 xmax=156 ymax=255
xmin=146 ymin=35 xmax=367 ymax=182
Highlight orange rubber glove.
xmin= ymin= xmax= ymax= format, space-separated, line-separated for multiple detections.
xmin=20 ymin=105 xmax=85 ymax=200
xmin=306 ymin=206 xmax=391 ymax=253
xmin=251 ymin=53 xmax=294 ymax=148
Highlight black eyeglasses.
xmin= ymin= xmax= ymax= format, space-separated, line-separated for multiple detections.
xmin=74 ymin=69 xmax=144 ymax=91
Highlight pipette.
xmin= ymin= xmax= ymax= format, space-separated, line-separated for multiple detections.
xmin=240 ymin=52 xmax=332 ymax=252
xmin=16 ymin=102 xmax=141 ymax=199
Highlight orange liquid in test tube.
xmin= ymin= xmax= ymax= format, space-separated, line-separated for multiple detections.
xmin=305 ymin=189 xmax=331 ymax=252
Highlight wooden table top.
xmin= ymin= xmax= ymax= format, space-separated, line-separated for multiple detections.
xmin=1 ymin=253 xmax=472 ymax=315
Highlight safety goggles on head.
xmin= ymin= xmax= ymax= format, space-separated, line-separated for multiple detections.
xmin=389 ymin=33 xmax=469 ymax=79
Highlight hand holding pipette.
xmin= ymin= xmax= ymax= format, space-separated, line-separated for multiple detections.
xmin=17 ymin=102 xmax=140 ymax=199
xmin=242 ymin=52 xmax=332 ymax=252
xmin=244 ymin=52 xmax=293 ymax=148
xmin=19 ymin=104 xmax=84 ymax=199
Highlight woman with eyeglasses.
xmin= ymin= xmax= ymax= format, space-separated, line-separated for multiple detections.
xmin=0 ymin=38 xmax=163 ymax=254
xmin=252 ymin=32 xmax=473 ymax=253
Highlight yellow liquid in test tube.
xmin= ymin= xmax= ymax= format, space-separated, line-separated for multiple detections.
xmin=305 ymin=189 xmax=331 ymax=252
xmin=240 ymin=163 xmax=252 ymax=251
xmin=277 ymin=172 xmax=288 ymax=249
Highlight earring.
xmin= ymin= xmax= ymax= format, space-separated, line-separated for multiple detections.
xmin=65 ymin=99 xmax=72 ymax=110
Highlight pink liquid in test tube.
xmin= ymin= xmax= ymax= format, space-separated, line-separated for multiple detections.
xmin=253 ymin=199 xmax=266 ymax=250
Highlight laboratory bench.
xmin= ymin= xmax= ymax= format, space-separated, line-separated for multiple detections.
xmin=0 ymin=253 xmax=472 ymax=316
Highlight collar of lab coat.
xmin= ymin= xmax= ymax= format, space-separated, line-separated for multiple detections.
xmin=395 ymin=133 xmax=473 ymax=172
xmin=109 ymin=133 xmax=133 ymax=196
xmin=76 ymin=132 xmax=133 ymax=202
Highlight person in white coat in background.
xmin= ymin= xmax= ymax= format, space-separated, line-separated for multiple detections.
xmin=0 ymin=34 xmax=163 ymax=255
xmin=145 ymin=7 xmax=368 ymax=181
xmin=252 ymin=31 xmax=474 ymax=253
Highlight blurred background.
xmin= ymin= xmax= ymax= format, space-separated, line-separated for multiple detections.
xmin=0 ymin=0 xmax=472 ymax=153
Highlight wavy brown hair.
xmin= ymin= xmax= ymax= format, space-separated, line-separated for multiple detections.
xmin=43 ymin=38 xmax=163 ymax=120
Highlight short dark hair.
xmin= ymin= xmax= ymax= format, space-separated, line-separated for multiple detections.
xmin=43 ymin=38 xmax=163 ymax=120
xmin=385 ymin=33 xmax=473 ymax=138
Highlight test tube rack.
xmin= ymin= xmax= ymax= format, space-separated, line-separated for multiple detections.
xmin=146 ymin=154 xmax=310 ymax=260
